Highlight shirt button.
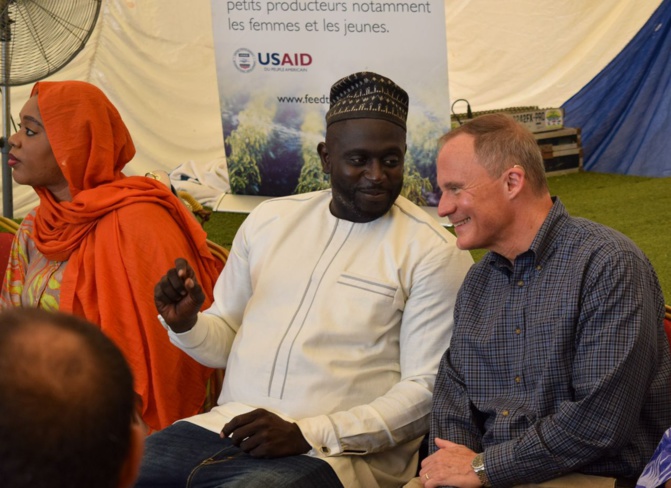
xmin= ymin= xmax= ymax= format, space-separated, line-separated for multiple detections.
xmin=502 ymin=410 xmax=510 ymax=416
xmin=517 ymin=280 xmax=524 ymax=287
xmin=515 ymin=328 xmax=521 ymax=335
xmin=320 ymin=446 xmax=330 ymax=454
xmin=515 ymin=376 xmax=521 ymax=383
xmin=536 ymin=265 xmax=542 ymax=271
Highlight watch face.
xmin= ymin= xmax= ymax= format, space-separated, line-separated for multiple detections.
xmin=472 ymin=454 xmax=484 ymax=470
xmin=472 ymin=454 xmax=489 ymax=486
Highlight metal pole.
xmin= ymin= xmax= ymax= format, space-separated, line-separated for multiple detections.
xmin=2 ymin=82 xmax=11 ymax=218
xmin=1 ymin=2 xmax=11 ymax=218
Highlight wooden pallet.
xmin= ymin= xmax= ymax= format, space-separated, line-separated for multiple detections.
xmin=535 ymin=127 xmax=583 ymax=175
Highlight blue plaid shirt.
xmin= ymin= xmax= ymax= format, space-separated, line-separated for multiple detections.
xmin=430 ymin=198 xmax=671 ymax=487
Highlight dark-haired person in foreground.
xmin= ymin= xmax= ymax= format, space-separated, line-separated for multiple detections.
xmin=136 ymin=72 xmax=474 ymax=488
xmin=419 ymin=113 xmax=671 ymax=488
xmin=0 ymin=308 xmax=145 ymax=488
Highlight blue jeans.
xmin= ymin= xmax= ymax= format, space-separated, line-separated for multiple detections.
xmin=134 ymin=421 xmax=344 ymax=488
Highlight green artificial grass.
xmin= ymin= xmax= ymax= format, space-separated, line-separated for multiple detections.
xmin=549 ymin=172 xmax=670 ymax=302
xmin=203 ymin=172 xmax=671 ymax=301
xmin=203 ymin=212 xmax=248 ymax=250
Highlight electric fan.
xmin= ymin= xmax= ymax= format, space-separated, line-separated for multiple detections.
xmin=0 ymin=0 xmax=102 ymax=217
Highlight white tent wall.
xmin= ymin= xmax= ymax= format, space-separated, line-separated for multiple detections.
xmin=2 ymin=0 xmax=225 ymax=218
xmin=445 ymin=0 xmax=662 ymax=110
xmin=1 ymin=0 xmax=662 ymax=218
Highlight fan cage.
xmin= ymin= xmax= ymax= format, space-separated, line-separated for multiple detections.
xmin=0 ymin=0 xmax=102 ymax=86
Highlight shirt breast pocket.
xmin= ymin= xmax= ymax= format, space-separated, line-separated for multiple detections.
xmin=337 ymin=272 xmax=405 ymax=313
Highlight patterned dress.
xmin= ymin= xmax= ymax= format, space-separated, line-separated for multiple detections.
xmin=0 ymin=210 xmax=65 ymax=311
xmin=637 ymin=428 xmax=671 ymax=488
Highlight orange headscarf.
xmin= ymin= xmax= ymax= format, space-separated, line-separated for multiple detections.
xmin=29 ymin=81 xmax=223 ymax=431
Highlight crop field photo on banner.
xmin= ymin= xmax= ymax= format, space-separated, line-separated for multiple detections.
xmin=211 ymin=0 xmax=450 ymax=206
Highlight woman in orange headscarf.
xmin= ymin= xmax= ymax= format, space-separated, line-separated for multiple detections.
xmin=0 ymin=81 xmax=223 ymax=432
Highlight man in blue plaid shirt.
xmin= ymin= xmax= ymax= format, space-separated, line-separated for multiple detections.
xmin=419 ymin=114 xmax=671 ymax=488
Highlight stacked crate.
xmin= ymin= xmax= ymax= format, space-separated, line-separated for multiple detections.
xmin=534 ymin=127 xmax=582 ymax=175
xmin=450 ymin=106 xmax=582 ymax=174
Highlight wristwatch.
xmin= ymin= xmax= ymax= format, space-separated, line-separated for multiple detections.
xmin=471 ymin=453 xmax=491 ymax=487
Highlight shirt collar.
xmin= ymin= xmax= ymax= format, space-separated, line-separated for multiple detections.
xmin=488 ymin=196 xmax=568 ymax=272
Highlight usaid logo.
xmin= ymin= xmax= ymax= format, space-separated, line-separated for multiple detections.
xmin=258 ymin=52 xmax=312 ymax=67
xmin=233 ymin=48 xmax=313 ymax=73
xmin=233 ymin=48 xmax=256 ymax=73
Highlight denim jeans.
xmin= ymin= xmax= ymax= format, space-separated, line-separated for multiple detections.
xmin=134 ymin=421 xmax=344 ymax=488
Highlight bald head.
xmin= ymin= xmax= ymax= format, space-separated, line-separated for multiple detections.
xmin=7 ymin=319 xmax=98 ymax=404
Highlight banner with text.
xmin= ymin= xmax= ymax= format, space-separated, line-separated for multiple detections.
xmin=211 ymin=0 xmax=450 ymax=205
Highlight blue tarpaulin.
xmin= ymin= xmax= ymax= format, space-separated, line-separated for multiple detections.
xmin=563 ymin=0 xmax=671 ymax=177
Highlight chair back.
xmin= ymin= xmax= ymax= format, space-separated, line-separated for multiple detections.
xmin=206 ymin=239 xmax=229 ymax=265
xmin=0 ymin=232 xmax=14 ymax=274
xmin=0 ymin=216 xmax=19 ymax=234
xmin=664 ymin=305 xmax=671 ymax=353
xmin=0 ymin=217 xmax=18 ymax=275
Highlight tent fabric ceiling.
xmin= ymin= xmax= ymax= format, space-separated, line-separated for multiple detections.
xmin=1 ymin=0 xmax=662 ymax=217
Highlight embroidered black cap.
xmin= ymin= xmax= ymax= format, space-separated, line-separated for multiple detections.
xmin=325 ymin=71 xmax=409 ymax=130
